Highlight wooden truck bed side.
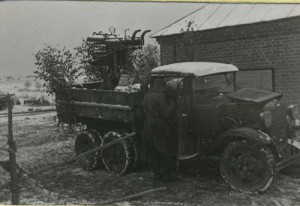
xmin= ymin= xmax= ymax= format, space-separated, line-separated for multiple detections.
xmin=56 ymin=88 xmax=140 ymax=124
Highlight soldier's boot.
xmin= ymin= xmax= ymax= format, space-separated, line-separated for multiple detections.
xmin=163 ymin=155 xmax=179 ymax=182
xmin=153 ymin=161 xmax=164 ymax=181
xmin=164 ymin=173 xmax=179 ymax=182
xmin=154 ymin=172 xmax=164 ymax=181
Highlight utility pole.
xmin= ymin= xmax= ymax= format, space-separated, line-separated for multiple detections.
xmin=7 ymin=94 xmax=20 ymax=204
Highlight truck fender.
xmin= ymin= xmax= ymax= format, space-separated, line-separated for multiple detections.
xmin=209 ymin=127 xmax=273 ymax=154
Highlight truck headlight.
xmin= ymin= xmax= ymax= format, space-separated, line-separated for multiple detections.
xmin=287 ymin=104 xmax=299 ymax=119
xmin=260 ymin=111 xmax=273 ymax=128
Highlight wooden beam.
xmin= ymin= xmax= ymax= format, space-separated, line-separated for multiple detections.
xmin=98 ymin=187 xmax=167 ymax=205
xmin=34 ymin=132 xmax=136 ymax=175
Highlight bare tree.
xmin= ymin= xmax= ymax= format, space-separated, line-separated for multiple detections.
xmin=35 ymin=81 xmax=42 ymax=91
xmin=6 ymin=76 xmax=14 ymax=81
xmin=24 ymin=80 xmax=31 ymax=91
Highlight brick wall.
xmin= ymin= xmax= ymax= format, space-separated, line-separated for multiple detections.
xmin=155 ymin=17 xmax=300 ymax=105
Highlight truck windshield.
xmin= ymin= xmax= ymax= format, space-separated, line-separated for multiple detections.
xmin=193 ymin=73 xmax=234 ymax=93
xmin=166 ymin=77 xmax=184 ymax=89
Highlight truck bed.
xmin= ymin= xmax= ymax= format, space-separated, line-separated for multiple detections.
xmin=56 ymin=88 xmax=140 ymax=124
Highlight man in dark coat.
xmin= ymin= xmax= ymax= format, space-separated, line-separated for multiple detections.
xmin=142 ymin=79 xmax=178 ymax=182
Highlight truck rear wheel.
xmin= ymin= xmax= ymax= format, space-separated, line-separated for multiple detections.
xmin=74 ymin=129 xmax=103 ymax=170
xmin=220 ymin=140 xmax=275 ymax=193
xmin=102 ymin=131 xmax=136 ymax=174
xmin=128 ymin=136 xmax=139 ymax=169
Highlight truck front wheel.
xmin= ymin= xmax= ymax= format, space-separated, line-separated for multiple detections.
xmin=220 ymin=140 xmax=275 ymax=193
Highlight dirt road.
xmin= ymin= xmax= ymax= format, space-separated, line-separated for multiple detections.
xmin=0 ymin=111 xmax=300 ymax=205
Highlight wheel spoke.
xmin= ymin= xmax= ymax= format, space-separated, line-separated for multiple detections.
xmin=241 ymin=150 xmax=253 ymax=160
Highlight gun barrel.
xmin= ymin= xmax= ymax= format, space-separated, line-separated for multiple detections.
xmin=140 ymin=30 xmax=151 ymax=41
xmin=131 ymin=29 xmax=141 ymax=40
xmin=87 ymin=36 xmax=121 ymax=42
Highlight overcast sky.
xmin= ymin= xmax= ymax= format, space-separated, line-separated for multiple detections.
xmin=0 ymin=1 xmax=201 ymax=78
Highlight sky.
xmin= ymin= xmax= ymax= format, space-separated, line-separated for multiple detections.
xmin=0 ymin=1 xmax=201 ymax=78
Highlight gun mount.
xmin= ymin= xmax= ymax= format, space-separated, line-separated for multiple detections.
xmin=85 ymin=29 xmax=150 ymax=90
xmin=87 ymin=29 xmax=151 ymax=67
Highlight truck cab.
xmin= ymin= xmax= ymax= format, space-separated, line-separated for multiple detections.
xmin=150 ymin=62 xmax=300 ymax=192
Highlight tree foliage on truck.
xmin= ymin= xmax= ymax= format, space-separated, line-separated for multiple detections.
xmin=34 ymin=29 xmax=158 ymax=96
xmin=34 ymin=45 xmax=80 ymax=96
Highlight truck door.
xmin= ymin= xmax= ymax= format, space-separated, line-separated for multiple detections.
xmin=190 ymin=77 xmax=221 ymax=155
xmin=176 ymin=78 xmax=199 ymax=159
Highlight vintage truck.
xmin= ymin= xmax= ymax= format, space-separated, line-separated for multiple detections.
xmin=56 ymin=62 xmax=300 ymax=193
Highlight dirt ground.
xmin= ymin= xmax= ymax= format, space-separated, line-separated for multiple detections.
xmin=0 ymin=108 xmax=300 ymax=205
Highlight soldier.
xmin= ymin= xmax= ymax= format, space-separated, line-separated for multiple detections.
xmin=142 ymin=78 xmax=179 ymax=182
xmin=177 ymin=79 xmax=193 ymax=158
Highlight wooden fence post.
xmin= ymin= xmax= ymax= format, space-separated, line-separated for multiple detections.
xmin=7 ymin=94 xmax=20 ymax=204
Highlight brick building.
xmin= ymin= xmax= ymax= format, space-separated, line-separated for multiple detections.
xmin=152 ymin=4 xmax=300 ymax=104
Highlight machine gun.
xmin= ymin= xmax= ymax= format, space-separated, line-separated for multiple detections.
xmin=86 ymin=29 xmax=151 ymax=89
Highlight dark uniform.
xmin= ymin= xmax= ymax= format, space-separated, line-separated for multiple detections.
xmin=177 ymin=93 xmax=192 ymax=156
xmin=177 ymin=80 xmax=197 ymax=158
xmin=142 ymin=79 xmax=178 ymax=181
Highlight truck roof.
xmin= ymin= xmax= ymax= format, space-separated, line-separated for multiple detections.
xmin=151 ymin=62 xmax=238 ymax=77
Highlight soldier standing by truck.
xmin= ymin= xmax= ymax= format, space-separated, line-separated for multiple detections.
xmin=142 ymin=79 xmax=179 ymax=182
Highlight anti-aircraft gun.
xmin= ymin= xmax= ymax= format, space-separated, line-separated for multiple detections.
xmin=56 ymin=29 xmax=151 ymax=174
xmin=86 ymin=29 xmax=151 ymax=89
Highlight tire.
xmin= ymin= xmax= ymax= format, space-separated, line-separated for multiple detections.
xmin=128 ymin=135 xmax=139 ymax=169
xmin=74 ymin=129 xmax=103 ymax=170
xmin=220 ymin=140 xmax=275 ymax=193
xmin=102 ymin=131 xmax=136 ymax=174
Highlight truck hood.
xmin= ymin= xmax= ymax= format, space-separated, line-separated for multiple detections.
xmin=226 ymin=88 xmax=282 ymax=103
